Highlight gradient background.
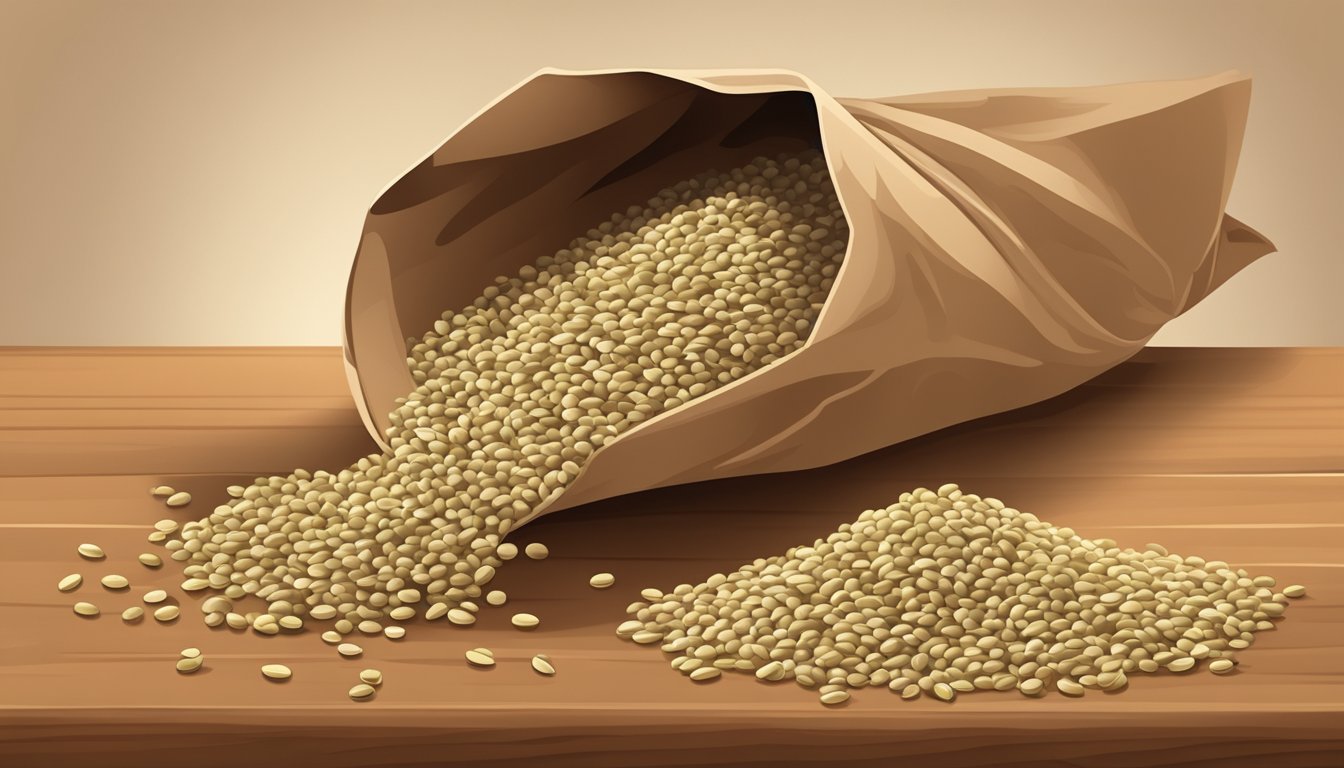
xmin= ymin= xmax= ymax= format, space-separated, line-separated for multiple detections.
xmin=1 ymin=0 xmax=1339 ymax=346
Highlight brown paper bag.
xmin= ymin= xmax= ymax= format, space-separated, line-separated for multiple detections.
xmin=343 ymin=68 xmax=1273 ymax=524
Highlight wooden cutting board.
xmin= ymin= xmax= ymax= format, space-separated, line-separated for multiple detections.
xmin=1 ymin=347 xmax=1340 ymax=767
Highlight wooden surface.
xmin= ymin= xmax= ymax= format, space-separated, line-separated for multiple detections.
xmin=0 ymin=346 xmax=1341 ymax=767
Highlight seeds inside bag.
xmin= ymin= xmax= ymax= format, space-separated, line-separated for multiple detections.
xmin=168 ymin=150 xmax=848 ymax=628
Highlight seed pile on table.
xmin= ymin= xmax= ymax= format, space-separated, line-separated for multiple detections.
xmin=159 ymin=150 xmax=848 ymax=635
xmin=618 ymin=484 xmax=1302 ymax=705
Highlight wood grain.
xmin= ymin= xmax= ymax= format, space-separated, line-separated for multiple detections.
xmin=0 ymin=346 xmax=1340 ymax=767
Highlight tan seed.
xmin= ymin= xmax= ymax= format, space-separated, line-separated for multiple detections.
xmin=465 ymin=648 xmax=495 ymax=667
xmin=348 ymin=683 xmax=376 ymax=701
xmin=819 ymin=690 xmax=850 ymax=706
xmin=932 ymin=682 xmax=956 ymax=701
xmin=154 ymin=605 xmax=180 ymax=622
xmin=1210 ymin=659 xmax=1236 ymax=674
xmin=176 ymin=656 xmax=203 ymax=674
xmin=589 ymin=573 xmax=615 ymax=589
xmin=359 ymin=668 xmax=383 ymax=685
xmin=73 ymin=602 xmax=99 ymax=617
xmin=100 ymin=574 xmax=129 ymax=590
xmin=121 ymin=606 xmax=144 ymax=622
xmin=138 ymin=553 xmax=163 ymax=568
xmin=486 ymin=590 xmax=507 ymax=606
xmin=337 ymin=643 xmax=363 ymax=657
xmin=153 ymin=519 xmax=179 ymax=533
xmin=143 ymin=589 xmax=168 ymax=604
xmin=531 ymin=655 xmax=556 ymax=676
xmin=689 ymin=667 xmax=720 ymax=682
xmin=77 ymin=544 xmax=105 ymax=560
xmin=511 ymin=612 xmax=539 ymax=629
xmin=447 ymin=608 xmax=476 ymax=626
xmin=524 ymin=542 xmax=549 ymax=560
xmin=57 ymin=574 xmax=82 ymax=592
xmin=1283 ymin=585 xmax=1307 ymax=598
xmin=261 ymin=664 xmax=292 ymax=680
xmin=165 ymin=492 xmax=192 ymax=508
xmin=384 ymin=626 xmax=406 ymax=639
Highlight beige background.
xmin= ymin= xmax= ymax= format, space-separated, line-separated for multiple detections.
xmin=0 ymin=0 xmax=1338 ymax=346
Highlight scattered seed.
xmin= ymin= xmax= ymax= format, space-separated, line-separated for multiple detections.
xmin=1283 ymin=585 xmax=1307 ymax=599
xmin=143 ymin=589 xmax=168 ymax=604
xmin=121 ymin=606 xmax=144 ymax=622
xmin=154 ymin=605 xmax=180 ymax=622
xmin=690 ymin=667 xmax=720 ymax=682
xmin=348 ymin=683 xmax=376 ymax=701
xmin=511 ymin=613 xmax=539 ymax=629
xmin=100 ymin=575 xmax=129 ymax=590
xmin=589 ymin=573 xmax=615 ymax=589
xmin=138 ymin=553 xmax=163 ymax=568
xmin=531 ymin=655 xmax=555 ymax=676
xmin=1210 ymin=659 xmax=1237 ymax=675
xmin=485 ymin=590 xmax=508 ymax=606
xmin=524 ymin=543 xmax=549 ymax=560
xmin=150 ymin=485 xmax=176 ymax=497
xmin=165 ymin=492 xmax=192 ymax=508
xmin=321 ymin=631 xmax=343 ymax=644
xmin=57 ymin=574 xmax=82 ymax=592
xmin=153 ymin=519 xmax=179 ymax=533
xmin=77 ymin=544 xmax=105 ymax=560
xmin=384 ymin=626 xmax=406 ymax=640
xmin=447 ymin=608 xmax=476 ymax=626
xmin=359 ymin=669 xmax=383 ymax=686
xmin=176 ymin=656 xmax=203 ymax=674
xmin=261 ymin=664 xmax=292 ymax=680
xmin=73 ymin=602 xmax=99 ymax=617
xmin=180 ymin=578 xmax=209 ymax=592
xmin=180 ymin=647 xmax=201 ymax=659
xmin=465 ymin=648 xmax=495 ymax=667
xmin=147 ymin=531 xmax=167 ymax=543
xmin=337 ymin=643 xmax=363 ymax=658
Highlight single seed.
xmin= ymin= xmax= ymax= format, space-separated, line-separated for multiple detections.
xmin=465 ymin=648 xmax=495 ymax=667
xmin=447 ymin=608 xmax=476 ymax=625
xmin=359 ymin=668 xmax=383 ymax=685
xmin=143 ymin=589 xmax=168 ymax=604
xmin=181 ymin=578 xmax=210 ymax=591
xmin=348 ymin=683 xmax=376 ymax=701
xmin=165 ymin=492 xmax=192 ymax=508
xmin=337 ymin=643 xmax=363 ymax=657
xmin=261 ymin=664 xmax=292 ymax=680
xmin=176 ymin=656 xmax=203 ymax=674
xmin=154 ymin=605 xmax=180 ymax=622
xmin=384 ymin=626 xmax=406 ymax=639
xmin=497 ymin=543 xmax=518 ymax=560
xmin=279 ymin=615 xmax=304 ymax=631
xmin=524 ymin=543 xmax=549 ymax=560
xmin=690 ymin=667 xmax=721 ymax=681
xmin=310 ymin=605 xmax=338 ymax=620
xmin=1283 ymin=585 xmax=1307 ymax=599
xmin=486 ymin=590 xmax=507 ymax=606
xmin=101 ymin=574 xmax=129 ymax=590
xmin=1057 ymin=679 xmax=1085 ymax=697
xmin=321 ymin=631 xmax=343 ymax=644
xmin=511 ymin=612 xmax=539 ymax=629
xmin=121 ymin=606 xmax=143 ymax=622
xmin=531 ymin=655 xmax=556 ymax=676
xmin=138 ymin=553 xmax=163 ymax=568
xmin=1210 ymin=659 xmax=1237 ymax=674
xmin=73 ymin=602 xmax=99 ymax=617
xmin=589 ymin=573 xmax=615 ymax=589
xmin=150 ymin=485 xmax=175 ymax=497
xmin=819 ymin=690 xmax=850 ymax=706
xmin=202 ymin=596 xmax=231 ymax=613
xmin=77 ymin=544 xmax=105 ymax=560
xmin=58 ymin=574 xmax=82 ymax=592
xmin=153 ymin=519 xmax=179 ymax=533
xmin=932 ymin=682 xmax=956 ymax=702
xmin=147 ymin=531 xmax=167 ymax=543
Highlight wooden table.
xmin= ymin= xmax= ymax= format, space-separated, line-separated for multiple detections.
xmin=1 ymin=347 xmax=1340 ymax=767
